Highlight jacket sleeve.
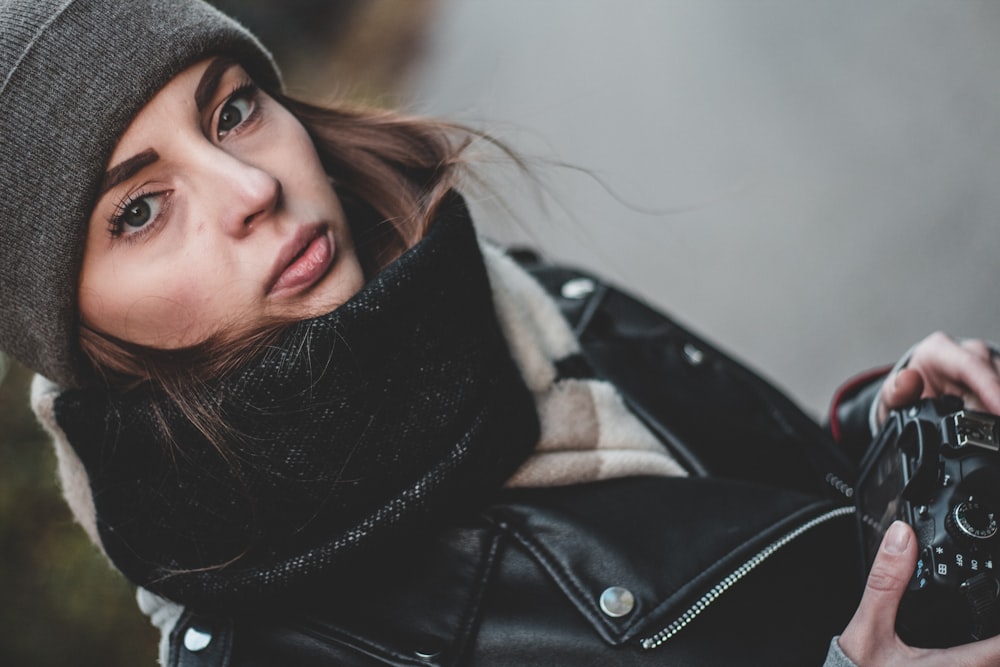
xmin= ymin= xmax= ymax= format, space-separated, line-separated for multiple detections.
xmin=823 ymin=637 xmax=860 ymax=667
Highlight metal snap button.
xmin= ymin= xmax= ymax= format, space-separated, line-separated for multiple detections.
xmin=414 ymin=648 xmax=442 ymax=663
xmin=183 ymin=626 xmax=213 ymax=652
xmin=561 ymin=277 xmax=596 ymax=300
xmin=599 ymin=586 xmax=635 ymax=618
xmin=682 ymin=343 xmax=704 ymax=366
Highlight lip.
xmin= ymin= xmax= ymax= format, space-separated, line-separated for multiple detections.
xmin=266 ymin=225 xmax=335 ymax=297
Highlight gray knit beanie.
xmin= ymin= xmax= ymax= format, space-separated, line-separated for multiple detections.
xmin=0 ymin=0 xmax=281 ymax=387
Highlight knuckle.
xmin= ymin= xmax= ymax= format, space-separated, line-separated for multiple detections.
xmin=961 ymin=339 xmax=991 ymax=358
xmin=866 ymin=562 xmax=906 ymax=593
xmin=925 ymin=331 xmax=954 ymax=348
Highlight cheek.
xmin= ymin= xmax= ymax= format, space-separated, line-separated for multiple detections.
xmin=80 ymin=260 xmax=226 ymax=347
xmin=269 ymin=112 xmax=327 ymax=181
xmin=128 ymin=273 xmax=232 ymax=346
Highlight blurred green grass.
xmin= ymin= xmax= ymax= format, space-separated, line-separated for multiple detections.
xmin=0 ymin=362 xmax=158 ymax=665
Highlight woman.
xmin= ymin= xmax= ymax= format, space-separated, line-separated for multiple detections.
xmin=3 ymin=0 xmax=1000 ymax=664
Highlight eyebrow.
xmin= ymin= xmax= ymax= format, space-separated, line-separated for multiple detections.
xmin=99 ymin=58 xmax=240 ymax=196
xmin=99 ymin=149 xmax=159 ymax=195
xmin=195 ymin=56 xmax=239 ymax=113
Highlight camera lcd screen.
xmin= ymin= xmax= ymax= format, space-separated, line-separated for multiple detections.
xmin=857 ymin=444 xmax=908 ymax=563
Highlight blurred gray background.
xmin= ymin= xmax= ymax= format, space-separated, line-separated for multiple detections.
xmin=406 ymin=0 xmax=1000 ymax=415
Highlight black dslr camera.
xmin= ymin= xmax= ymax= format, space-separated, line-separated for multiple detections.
xmin=855 ymin=396 xmax=1000 ymax=647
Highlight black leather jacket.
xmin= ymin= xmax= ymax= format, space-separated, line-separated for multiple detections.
xmin=168 ymin=261 xmax=865 ymax=667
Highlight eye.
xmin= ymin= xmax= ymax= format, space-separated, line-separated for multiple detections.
xmin=109 ymin=191 xmax=166 ymax=239
xmin=216 ymin=84 xmax=258 ymax=140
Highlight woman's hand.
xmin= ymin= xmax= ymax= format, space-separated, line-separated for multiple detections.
xmin=877 ymin=332 xmax=1000 ymax=424
xmin=838 ymin=521 xmax=1000 ymax=666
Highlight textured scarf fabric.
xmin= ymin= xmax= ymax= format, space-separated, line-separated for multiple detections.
xmin=35 ymin=195 xmax=686 ymax=613
xmin=49 ymin=196 xmax=541 ymax=607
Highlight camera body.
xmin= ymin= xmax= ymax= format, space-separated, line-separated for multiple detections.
xmin=855 ymin=395 xmax=1000 ymax=647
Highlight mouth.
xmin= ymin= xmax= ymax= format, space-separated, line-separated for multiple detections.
xmin=267 ymin=225 xmax=335 ymax=297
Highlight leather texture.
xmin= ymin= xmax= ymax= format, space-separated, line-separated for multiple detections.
xmin=172 ymin=480 xmax=859 ymax=666
xmin=832 ymin=371 xmax=886 ymax=463
xmin=167 ymin=260 xmax=863 ymax=666
xmin=525 ymin=260 xmax=856 ymax=496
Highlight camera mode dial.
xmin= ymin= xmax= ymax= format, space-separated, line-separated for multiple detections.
xmin=947 ymin=499 xmax=998 ymax=541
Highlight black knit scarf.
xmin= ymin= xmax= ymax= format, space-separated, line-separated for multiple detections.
xmin=54 ymin=196 xmax=540 ymax=607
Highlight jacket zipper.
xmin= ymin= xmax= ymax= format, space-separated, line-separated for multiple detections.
xmin=639 ymin=505 xmax=855 ymax=650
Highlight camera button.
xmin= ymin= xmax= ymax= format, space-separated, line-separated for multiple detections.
xmin=929 ymin=544 xmax=960 ymax=585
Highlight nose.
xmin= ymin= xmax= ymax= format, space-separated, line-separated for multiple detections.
xmin=199 ymin=148 xmax=281 ymax=236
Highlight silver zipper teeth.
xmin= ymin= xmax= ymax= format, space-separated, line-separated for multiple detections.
xmin=640 ymin=505 xmax=855 ymax=650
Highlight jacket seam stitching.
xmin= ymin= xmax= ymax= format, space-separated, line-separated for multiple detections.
xmin=487 ymin=512 xmax=629 ymax=643
xmin=282 ymin=617 xmax=425 ymax=665
xmin=451 ymin=524 xmax=505 ymax=666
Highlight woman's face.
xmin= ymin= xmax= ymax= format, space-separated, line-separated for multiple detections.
xmin=79 ymin=58 xmax=364 ymax=348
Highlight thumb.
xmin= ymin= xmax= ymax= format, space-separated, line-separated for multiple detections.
xmin=861 ymin=521 xmax=915 ymax=625
xmin=839 ymin=521 xmax=917 ymax=663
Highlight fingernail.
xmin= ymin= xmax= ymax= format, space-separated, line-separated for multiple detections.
xmin=884 ymin=521 xmax=909 ymax=554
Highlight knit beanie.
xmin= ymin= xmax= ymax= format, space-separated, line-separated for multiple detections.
xmin=0 ymin=0 xmax=281 ymax=387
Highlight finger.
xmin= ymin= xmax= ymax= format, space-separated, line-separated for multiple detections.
xmin=959 ymin=339 xmax=994 ymax=362
xmin=839 ymin=522 xmax=917 ymax=664
xmin=910 ymin=333 xmax=967 ymax=396
xmin=911 ymin=337 xmax=1000 ymax=414
xmin=879 ymin=369 xmax=925 ymax=419
xmin=861 ymin=521 xmax=915 ymax=627
xmin=952 ymin=352 xmax=1000 ymax=416
xmin=962 ymin=352 xmax=1000 ymax=416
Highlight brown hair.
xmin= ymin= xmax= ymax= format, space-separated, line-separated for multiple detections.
xmin=79 ymin=94 xmax=504 ymax=451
